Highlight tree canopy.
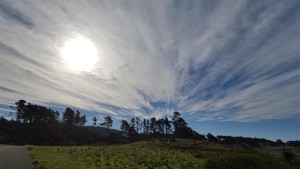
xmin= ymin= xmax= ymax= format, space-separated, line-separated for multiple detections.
xmin=0 ymin=99 xmax=296 ymax=147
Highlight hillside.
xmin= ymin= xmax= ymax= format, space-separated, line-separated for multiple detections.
xmin=86 ymin=126 xmax=121 ymax=137
xmin=27 ymin=139 xmax=300 ymax=169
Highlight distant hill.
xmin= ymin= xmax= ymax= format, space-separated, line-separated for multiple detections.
xmin=86 ymin=126 xmax=121 ymax=137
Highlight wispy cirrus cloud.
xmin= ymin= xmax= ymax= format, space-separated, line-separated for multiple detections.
xmin=0 ymin=0 xmax=300 ymax=122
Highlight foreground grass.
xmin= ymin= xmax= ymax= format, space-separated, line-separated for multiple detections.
xmin=27 ymin=139 xmax=300 ymax=169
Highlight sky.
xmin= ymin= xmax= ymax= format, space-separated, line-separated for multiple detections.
xmin=0 ymin=0 xmax=300 ymax=141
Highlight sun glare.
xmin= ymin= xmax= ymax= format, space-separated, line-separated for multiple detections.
xmin=61 ymin=35 xmax=98 ymax=72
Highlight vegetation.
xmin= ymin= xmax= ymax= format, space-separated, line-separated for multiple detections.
xmin=1 ymin=99 xmax=299 ymax=147
xmin=0 ymin=100 xmax=205 ymax=145
xmin=119 ymin=112 xmax=204 ymax=142
xmin=27 ymin=139 xmax=300 ymax=169
xmin=0 ymin=100 xmax=300 ymax=147
xmin=0 ymin=100 xmax=97 ymax=145
xmin=100 ymin=116 xmax=113 ymax=135
xmin=1 ymin=99 xmax=300 ymax=168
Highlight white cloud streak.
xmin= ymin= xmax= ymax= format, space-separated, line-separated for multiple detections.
xmin=0 ymin=0 xmax=300 ymax=121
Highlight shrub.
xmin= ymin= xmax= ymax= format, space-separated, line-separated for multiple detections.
xmin=204 ymin=152 xmax=288 ymax=169
xmin=282 ymin=150 xmax=296 ymax=163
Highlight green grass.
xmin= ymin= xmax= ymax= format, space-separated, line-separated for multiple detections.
xmin=27 ymin=139 xmax=300 ymax=169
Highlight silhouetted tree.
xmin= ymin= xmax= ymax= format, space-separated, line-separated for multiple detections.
xmin=171 ymin=111 xmax=181 ymax=122
xmin=164 ymin=117 xmax=172 ymax=134
xmin=79 ymin=115 xmax=86 ymax=126
xmin=157 ymin=118 xmax=165 ymax=134
xmin=130 ymin=117 xmax=135 ymax=130
xmin=150 ymin=117 xmax=157 ymax=133
xmin=142 ymin=119 xmax=147 ymax=134
xmin=146 ymin=119 xmax=150 ymax=134
xmin=1 ymin=100 xmax=107 ymax=145
xmin=120 ymin=119 xmax=138 ymax=141
xmin=15 ymin=100 xmax=27 ymax=123
xmin=92 ymin=117 xmax=97 ymax=126
xmin=206 ymin=133 xmax=219 ymax=142
xmin=74 ymin=111 xmax=81 ymax=126
xmin=100 ymin=116 xmax=113 ymax=135
xmin=276 ymin=139 xmax=284 ymax=146
xmin=135 ymin=117 xmax=142 ymax=133
xmin=62 ymin=107 xmax=75 ymax=128
xmin=170 ymin=112 xmax=203 ymax=139
xmin=121 ymin=120 xmax=130 ymax=138
xmin=172 ymin=112 xmax=189 ymax=138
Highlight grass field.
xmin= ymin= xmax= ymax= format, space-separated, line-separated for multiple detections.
xmin=27 ymin=139 xmax=300 ymax=169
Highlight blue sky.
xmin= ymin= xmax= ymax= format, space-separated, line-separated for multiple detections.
xmin=0 ymin=0 xmax=300 ymax=141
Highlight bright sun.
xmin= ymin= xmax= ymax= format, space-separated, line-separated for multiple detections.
xmin=61 ymin=35 xmax=98 ymax=72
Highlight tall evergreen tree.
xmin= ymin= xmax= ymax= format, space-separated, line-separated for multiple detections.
xmin=150 ymin=117 xmax=157 ymax=133
xmin=74 ymin=111 xmax=81 ymax=126
xmin=135 ymin=117 xmax=141 ymax=133
xmin=157 ymin=118 xmax=165 ymax=134
xmin=79 ymin=115 xmax=86 ymax=126
xmin=62 ymin=107 xmax=75 ymax=128
xmin=120 ymin=119 xmax=138 ymax=141
xmin=100 ymin=116 xmax=113 ymax=135
xmin=164 ymin=117 xmax=172 ymax=134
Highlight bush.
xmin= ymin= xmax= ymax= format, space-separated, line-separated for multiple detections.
xmin=27 ymin=146 xmax=34 ymax=150
xmin=282 ymin=150 xmax=296 ymax=163
xmin=204 ymin=152 xmax=288 ymax=169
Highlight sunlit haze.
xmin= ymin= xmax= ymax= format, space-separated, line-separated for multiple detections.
xmin=61 ymin=34 xmax=99 ymax=72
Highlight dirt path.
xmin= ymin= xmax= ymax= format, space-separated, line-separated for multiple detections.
xmin=0 ymin=146 xmax=35 ymax=169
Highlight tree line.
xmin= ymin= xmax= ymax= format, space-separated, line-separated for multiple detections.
xmin=1 ymin=100 xmax=201 ymax=145
xmin=0 ymin=99 xmax=299 ymax=147
xmin=119 ymin=111 xmax=205 ymax=142
xmin=0 ymin=100 xmax=99 ymax=145
xmin=88 ymin=111 xmax=204 ymax=142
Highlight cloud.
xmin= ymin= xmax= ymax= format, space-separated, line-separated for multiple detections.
xmin=0 ymin=0 xmax=300 ymax=122
xmin=0 ymin=1 xmax=34 ymax=28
